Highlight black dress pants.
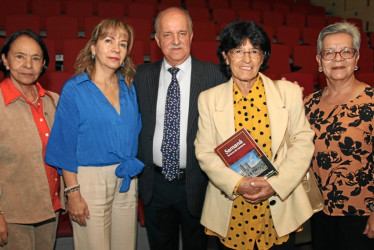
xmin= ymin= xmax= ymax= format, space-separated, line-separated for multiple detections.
xmin=311 ymin=211 xmax=374 ymax=250
xmin=144 ymin=168 xmax=207 ymax=250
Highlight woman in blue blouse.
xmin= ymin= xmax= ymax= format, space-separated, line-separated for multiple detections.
xmin=45 ymin=19 xmax=144 ymax=250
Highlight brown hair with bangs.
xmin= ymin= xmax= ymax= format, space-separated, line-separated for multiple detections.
xmin=74 ymin=18 xmax=135 ymax=87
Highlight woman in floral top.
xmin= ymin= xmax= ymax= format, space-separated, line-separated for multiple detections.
xmin=304 ymin=22 xmax=374 ymax=250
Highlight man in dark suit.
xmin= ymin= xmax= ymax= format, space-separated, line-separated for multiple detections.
xmin=134 ymin=7 xmax=226 ymax=250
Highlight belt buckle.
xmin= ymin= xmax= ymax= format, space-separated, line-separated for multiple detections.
xmin=176 ymin=169 xmax=185 ymax=180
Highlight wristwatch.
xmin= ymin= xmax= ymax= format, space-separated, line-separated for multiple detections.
xmin=369 ymin=203 xmax=374 ymax=212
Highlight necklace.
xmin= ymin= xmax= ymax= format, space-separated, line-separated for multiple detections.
xmin=93 ymin=77 xmax=116 ymax=87
xmin=31 ymin=85 xmax=39 ymax=104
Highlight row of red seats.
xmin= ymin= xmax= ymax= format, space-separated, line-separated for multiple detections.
xmin=1 ymin=61 xmax=372 ymax=123
xmin=2 ymin=13 xmax=371 ymax=56
xmin=215 ymin=10 xmax=362 ymax=30
xmin=2 ymin=9 xmax=336 ymax=36
xmin=2 ymin=15 xmax=154 ymax=53
xmin=0 ymin=4 xmax=335 ymax=34
xmin=260 ymin=23 xmax=370 ymax=49
xmin=1 ymin=25 xmax=373 ymax=76
xmin=0 ymin=0 xmax=322 ymax=18
xmin=2 ymin=38 xmax=369 ymax=91
xmin=21 ymin=70 xmax=374 ymax=112
xmin=264 ymin=44 xmax=374 ymax=80
xmin=0 ymin=0 xmax=331 ymax=34
xmin=0 ymin=1 xmax=156 ymax=30
xmin=264 ymin=71 xmax=374 ymax=97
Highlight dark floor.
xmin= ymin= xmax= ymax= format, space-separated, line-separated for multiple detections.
xmin=56 ymin=237 xmax=313 ymax=250
xmin=56 ymin=220 xmax=314 ymax=250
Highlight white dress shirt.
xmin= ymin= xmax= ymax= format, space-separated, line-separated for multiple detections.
xmin=153 ymin=56 xmax=192 ymax=169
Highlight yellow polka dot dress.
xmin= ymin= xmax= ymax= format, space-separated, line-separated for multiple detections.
xmin=206 ymin=76 xmax=289 ymax=249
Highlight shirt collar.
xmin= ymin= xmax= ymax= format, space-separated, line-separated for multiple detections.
xmin=0 ymin=77 xmax=53 ymax=106
xmin=118 ymin=73 xmax=126 ymax=84
xmin=233 ymin=75 xmax=263 ymax=99
xmin=162 ymin=56 xmax=191 ymax=74
xmin=74 ymin=72 xmax=92 ymax=84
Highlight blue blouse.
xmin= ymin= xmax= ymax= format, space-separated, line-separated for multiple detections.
xmin=45 ymin=72 xmax=144 ymax=192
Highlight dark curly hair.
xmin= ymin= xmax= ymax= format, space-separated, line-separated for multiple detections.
xmin=217 ymin=21 xmax=271 ymax=79
xmin=0 ymin=29 xmax=49 ymax=78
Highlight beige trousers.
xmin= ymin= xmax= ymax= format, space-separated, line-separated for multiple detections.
xmin=1 ymin=214 xmax=58 ymax=250
xmin=72 ymin=164 xmax=137 ymax=250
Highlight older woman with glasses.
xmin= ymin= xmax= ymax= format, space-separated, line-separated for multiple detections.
xmin=304 ymin=22 xmax=374 ymax=249
xmin=194 ymin=21 xmax=315 ymax=250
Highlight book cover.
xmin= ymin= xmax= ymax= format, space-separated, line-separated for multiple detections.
xmin=214 ymin=128 xmax=278 ymax=178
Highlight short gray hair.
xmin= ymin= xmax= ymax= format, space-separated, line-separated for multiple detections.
xmin=154 ymin=7 xmax=193 ymax=35
xmin=317 ymin=22 xmax=361 ymax=54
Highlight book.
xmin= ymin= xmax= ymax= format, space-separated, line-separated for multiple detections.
xmin=214 ymin=128 xmax=278 ymax=178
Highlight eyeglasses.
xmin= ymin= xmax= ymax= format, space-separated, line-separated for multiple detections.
xmin=319 ymin=48 xmax=358 ymax=61
xmin=229 ymin=48 xmax=264 ymax=59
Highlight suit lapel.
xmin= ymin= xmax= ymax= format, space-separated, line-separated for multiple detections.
xmin=188 ymin=58 xmax=206 ymax=134
xmin=213 ymin=79 xmax=236 ymax=142
xmin=260 ymin=73 xmax=288 ymax=161
xmin=147 ymin=60 xmax=162 ymax=115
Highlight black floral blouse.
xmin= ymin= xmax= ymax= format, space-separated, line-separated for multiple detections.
xmin=304 ymin=86 xmax=374 ymax=216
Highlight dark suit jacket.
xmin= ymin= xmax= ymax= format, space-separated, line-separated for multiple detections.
xmin=134 ymin=57 xmax=227 ymax=217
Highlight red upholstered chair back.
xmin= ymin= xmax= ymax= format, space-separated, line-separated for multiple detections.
xmin=280 ymin=72 xmax=315 ymax=97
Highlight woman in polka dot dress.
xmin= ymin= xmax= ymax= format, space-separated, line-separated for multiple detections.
xmin=195 ymin=21 xmax=315 ymax=249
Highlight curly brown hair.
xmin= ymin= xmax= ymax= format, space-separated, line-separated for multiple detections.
xmin=74 ymin=18 xmax=136 ymax=87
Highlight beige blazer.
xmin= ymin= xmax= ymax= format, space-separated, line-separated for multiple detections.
xmin=195 ymin=73 xmax=315 ymax=238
